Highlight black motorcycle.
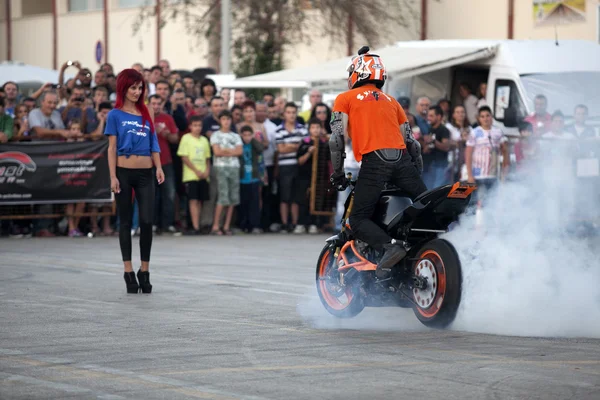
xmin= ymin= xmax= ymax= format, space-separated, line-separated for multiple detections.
xmin=316 ymin=174 xmax=476 ymax=328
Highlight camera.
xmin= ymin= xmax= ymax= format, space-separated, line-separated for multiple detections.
xmin=73 ymin=96 xmax=85 ymax=103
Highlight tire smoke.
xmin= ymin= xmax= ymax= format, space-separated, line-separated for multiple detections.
xmin=447 ymin=140 xmax=600 ymax=338
xmin=297 ymin=292 xmax=428 ymax=332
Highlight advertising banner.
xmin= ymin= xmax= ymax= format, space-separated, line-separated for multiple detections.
xmin=0 ymin=140 xmax=111 ymax=205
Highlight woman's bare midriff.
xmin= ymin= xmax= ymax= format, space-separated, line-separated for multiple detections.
xmin=117 ymin=155 xmax=153 ymax=169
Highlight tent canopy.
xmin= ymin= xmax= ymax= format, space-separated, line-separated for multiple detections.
xmin=0 ymin=61 xmax=76 ymax=86
xmin=237 ymin=41 xmax=498 ymax=87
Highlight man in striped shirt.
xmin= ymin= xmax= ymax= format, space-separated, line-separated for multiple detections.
xmin=275 ymin=102 xmax=308 ymax=233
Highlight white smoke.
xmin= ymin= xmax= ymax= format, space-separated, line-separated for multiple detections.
xmin=297 ymin=294 xmax=428 ymax=332
xmin=447 ymin=139 xmax=600 ymax=338
xmin=299 ymin=138 xmax=600 ymax=338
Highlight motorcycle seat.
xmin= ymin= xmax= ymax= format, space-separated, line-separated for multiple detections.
xmin=380 ymin=188 xmax=414 ymax=199
xmin=413 ymin=184 xmax=456 ymax=205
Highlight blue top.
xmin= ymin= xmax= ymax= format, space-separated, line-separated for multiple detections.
xmin=103 ymin=109 xmax=160 ymax=157
xmin=240 ymin=143 xmax=259 ymax=184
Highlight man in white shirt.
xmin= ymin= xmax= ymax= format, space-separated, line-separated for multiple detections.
xmin=256 ymin=101 xmax=282 ymax=231
xmin=459 ymin=82 xmax=479 ymax=126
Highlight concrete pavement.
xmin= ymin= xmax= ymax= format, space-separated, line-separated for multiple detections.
xmin=1 ymin=235 xmax=599 ymax=399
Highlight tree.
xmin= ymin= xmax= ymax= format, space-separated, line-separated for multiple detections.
xmin=132 ymin=0 xmax=427 ymax=79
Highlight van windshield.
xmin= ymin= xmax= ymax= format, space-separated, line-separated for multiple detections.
xmin=520 ymin=72 xmax=600 ymax=119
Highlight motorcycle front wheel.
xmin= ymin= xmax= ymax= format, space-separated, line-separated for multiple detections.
xmin=411 ymin=239 xmax=462 ymax=329
xmin=315 ymin=245 xmax=365 ymax=318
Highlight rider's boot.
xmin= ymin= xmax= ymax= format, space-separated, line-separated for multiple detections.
xmin=375 ymin=239 xmax=407 ymax=280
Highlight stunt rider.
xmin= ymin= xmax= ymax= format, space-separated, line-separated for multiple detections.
xmin=329 ymin=46 xmax=427 ymax=280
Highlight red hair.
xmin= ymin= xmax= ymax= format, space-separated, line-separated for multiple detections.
xmin=114 ymin=68 xmax=155 ymax=133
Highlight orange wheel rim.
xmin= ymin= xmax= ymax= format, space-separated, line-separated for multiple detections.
xmin=318 ymin=249 xmax=354 ymax=310
xmin=414 ymin=250 xmax=446 ymax=318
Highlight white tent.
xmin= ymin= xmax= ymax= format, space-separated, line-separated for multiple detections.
xmin=0 ymin=61 xmax=75 ymax=86
xmin=237 ymin=41 xmax=499 ymax=90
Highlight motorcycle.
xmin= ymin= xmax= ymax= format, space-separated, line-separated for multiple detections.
xmin=316 ymin=173 xmax=476 ymax=328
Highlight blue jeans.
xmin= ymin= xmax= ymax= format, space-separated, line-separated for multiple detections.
xmin=335 ymin=167 xmax=360 ymax=231
xmin=154 ymin=163 xmax=175 ymax=229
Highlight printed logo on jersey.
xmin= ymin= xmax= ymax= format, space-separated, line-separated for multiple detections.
xmin=356 ymin=90 xmax=392 ymax=102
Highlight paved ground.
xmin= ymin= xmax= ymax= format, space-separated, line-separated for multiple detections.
xmin=1 ymin=235 xmax=599 ymax=400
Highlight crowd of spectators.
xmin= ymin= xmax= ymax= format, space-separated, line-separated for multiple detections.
xmin=399 ymin=83 xmax=598 ymax=205
xmin=1 ymin=66 xmax=598 ymax=238
xmin=0 ymin=60 xmax=336 ymax=238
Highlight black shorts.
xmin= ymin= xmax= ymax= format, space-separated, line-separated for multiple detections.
xmin=295 ymin=177 xmax=311 ymax=206
xmin=279 ymin=165 xmax=298 ymax=204
xmin=184 ymin=180 xmax=209 ymax=201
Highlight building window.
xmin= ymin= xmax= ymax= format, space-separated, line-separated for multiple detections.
xmin=118 ymin=0 xmax=181 ymax=6
xmin=68 ymin=0 xmax=104 ymax=12
xmin=118 ymin=0 xmax=156 ymax=7
xmin=21 ymin=0 xmax=52 ymax=16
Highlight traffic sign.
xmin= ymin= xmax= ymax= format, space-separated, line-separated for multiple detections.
xmin=95 ymin=41 xmax=103 ymax=64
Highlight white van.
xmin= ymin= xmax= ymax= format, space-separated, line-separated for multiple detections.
xmin=382 ymin=39 xmax=600 ymax=135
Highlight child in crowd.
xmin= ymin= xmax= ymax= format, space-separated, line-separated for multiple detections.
xmin=210 ymin=110 xmax=243 ymax=235
xmin=65 ymin=119 xmax=86 ymax=237
xmin=238 ymin=126 xmax=265 ymax=233
xmin=295 ymin=118 xmax=331 ymax=234
xmin=67 ymin=119 xmax=84 ymax=142
xmin=177 ymin=115 xmax=211 ymax=235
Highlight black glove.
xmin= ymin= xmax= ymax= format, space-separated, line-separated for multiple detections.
xmin=330 ymin=171 xmax=349 ymax=191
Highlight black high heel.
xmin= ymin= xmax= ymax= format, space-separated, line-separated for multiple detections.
xmin=137 ymin=269 xmax=152 ymax=293
xmin=124 ymin=271 xmax=139 ymax=294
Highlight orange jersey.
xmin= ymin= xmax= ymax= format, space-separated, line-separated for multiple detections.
xmin=332 ymin=84 xmax=407 ymax=162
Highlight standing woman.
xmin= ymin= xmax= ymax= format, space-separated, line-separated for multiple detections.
xmin=310 ymin=102 xmax=332 ymax=135
xmin=105 ymin=69 xmax=164 ymax=294
xmin=200 ymin=78 xmax=217 ymax=104
xmin=445 ymin=105 xmax=472 ymax=182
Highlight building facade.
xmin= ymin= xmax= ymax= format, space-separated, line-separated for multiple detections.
xmin=0 ymin=0 xmax=598 ymax=76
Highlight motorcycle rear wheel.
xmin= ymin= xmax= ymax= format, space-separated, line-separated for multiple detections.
xmin=315 ymin=245 xmax=365 ymax=318
xmin=411 ymin=239 xmax=462 ymax=329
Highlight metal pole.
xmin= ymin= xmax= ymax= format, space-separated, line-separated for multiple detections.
xmin=5 ymin=0 xmax=11 ymax=61
xmin=347 ymin=15 xmax=353 ymax=56
xmin=156 ymin=0 xmax=161 ymax=64
xmin=420 ymin=0 xmax=427 ymax=40
xmin=507 ymin=0 xmax=514 ymax=39
xmin=103 ymin=0 xmax=108 ymax=63
xmin=220 ymin=0 xmax=230 ymax=74
xmin=52 ymin=0 xmax=57 ymax=69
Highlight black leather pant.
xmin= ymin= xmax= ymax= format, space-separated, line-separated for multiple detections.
xmin=348 ymin=149 xmax=427 ymax=249
xmin=116 ymin=167 xmax=155 ymax=262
